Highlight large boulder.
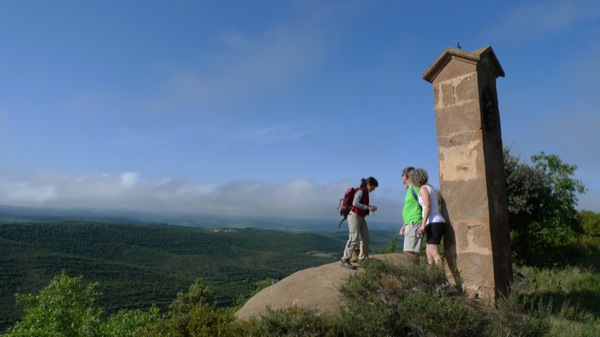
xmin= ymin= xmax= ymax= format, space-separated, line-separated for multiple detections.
xmin=235 ymin=253 xmax=408 ymax=320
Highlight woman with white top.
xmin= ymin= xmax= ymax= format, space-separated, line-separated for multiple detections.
xmin=410 ymin=168 xmax=446 ymax=265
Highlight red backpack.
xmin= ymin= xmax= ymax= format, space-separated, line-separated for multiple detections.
xmin=337 ymin=187 xmax=357 ymax=227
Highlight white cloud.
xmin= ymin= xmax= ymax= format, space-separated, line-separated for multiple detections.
xmin=7 ymin=183 xmax=56 ymax=203
xmin=0 ymin=171 xmax=402 ymax=223
xmin=208 ymin=122 xmax=314 ymax=149
xmin=120 ymin=172 xmax=139 ymax=187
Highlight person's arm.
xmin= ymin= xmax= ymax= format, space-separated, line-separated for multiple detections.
xmin=352 ymin=189 xmax=368 ymax=210
xmin=353 ymin=189 xmax=376 ymax=212
xmin=400 ymin=189 xmax=409 ymax=234
xmin=418 ymin=186 xmax=431 ymax=236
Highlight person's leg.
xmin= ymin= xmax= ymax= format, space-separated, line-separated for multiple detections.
xmin=425 ymin=244 xmax=433 ymax=264
xmin=351 ymin=243 xmax=360 ymax=262
xmin=424 ymin=224 xmax=434 ymax=264
xmin=432 ymin=245 xmax=442 ymax=265
xmin=342 ymin=212 xmax=360 ymax=262
xmin=358 ymin=217 xmax=370 ymax=261
xmin=403 ymin=222 xmax=422 ymax=264
xmin=427 ymin=222 xmax=446 ymax=265
xmin=427 ymin=244 xmax=441 ymax=265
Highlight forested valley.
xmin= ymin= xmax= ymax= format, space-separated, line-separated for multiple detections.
xmin=0 ymin=220 xmax=395 ymax=331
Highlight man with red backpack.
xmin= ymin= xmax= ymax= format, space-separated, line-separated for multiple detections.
xmin=340 ymin=177 xmax=379 ymax=269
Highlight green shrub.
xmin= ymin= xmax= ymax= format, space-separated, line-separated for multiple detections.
xmin=139 ymin=278 xmax=246 ymax=337
xmin=580 ymin=210 xmax=600 ymax=237
xmin=338 ymin=260 xmax=481 ymax=337
xmin=141 ymin=303 xmax=244 ymax=337
xmin=99 ymin=307 xmax=160 ymax=337
xmin=247 ymin=307 xmax=343 ymax=337
xmin=2 ymin=272 xmax=103 ymax=337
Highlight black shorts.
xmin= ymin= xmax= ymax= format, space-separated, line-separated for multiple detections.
xmin=425 ymin=222 xmax=446 ymax=245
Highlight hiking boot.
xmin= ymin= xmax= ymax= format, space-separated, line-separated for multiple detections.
xmin=340 ymin=260 xmax=355 ymax=270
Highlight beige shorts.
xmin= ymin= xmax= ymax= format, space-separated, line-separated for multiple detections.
xmin=403 ymin=222 xmax=422 ymax=253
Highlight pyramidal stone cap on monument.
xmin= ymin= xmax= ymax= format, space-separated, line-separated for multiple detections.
xmin=422 ymin=46 xmax=505 ymax=84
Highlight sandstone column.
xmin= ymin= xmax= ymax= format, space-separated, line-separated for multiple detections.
xmin=422 ymin=46 xmax=512 ymax=305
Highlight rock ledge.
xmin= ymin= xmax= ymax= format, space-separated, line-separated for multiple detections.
xmin=235 ymin=253 xmax=408 ymax=320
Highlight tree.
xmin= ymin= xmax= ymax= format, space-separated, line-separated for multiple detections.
xmin=99 ymin=307 xmax=160 ymax=337
xmin=140 ymin=278 xmax=245 ymax=336
xmin=530 ymin=152 xmax=586 ymax=238
xmin=378 ymin=236 xmax=398 ymax=254
xmin=2 ymin=272 xmax=160 ymax=337
xmin=3 ymin=272 xmax=103 ymax=337
xmin=504 ymin=149 xmax=586 ymax=265
xmin=579 ymin=210 xmax=600 ymax=237
xmin=169 ymin=278 xmax=216 ymax=315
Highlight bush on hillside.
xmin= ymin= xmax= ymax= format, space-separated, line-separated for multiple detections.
xmin=504 ymin=149 xmax=586 ymax=266
xmin=580 ymin=210 xmax=600 ymax=237
xmin=139 ymin=278 xmax=246 ymax=336
xmin=1 ymin=272 xmax=160 ymax=337
xmin=337 ymin=259 xmax=482 ymax=336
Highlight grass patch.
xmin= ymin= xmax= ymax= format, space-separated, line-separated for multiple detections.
xmin=509 ymin=265 xmax=600 ymax=337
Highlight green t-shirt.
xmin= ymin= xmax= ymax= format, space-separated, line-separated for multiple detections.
xmin=402 ymin=185 xmax=423 ymax=224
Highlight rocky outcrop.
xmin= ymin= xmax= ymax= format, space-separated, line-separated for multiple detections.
xmin=235 ymin=253 xmax=409 ymax=320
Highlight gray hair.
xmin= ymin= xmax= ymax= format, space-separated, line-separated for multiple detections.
xmin=401 ymin=167 xmax=414 ymax=177
xmin=409 ymin=168 xmax=429 ymax=187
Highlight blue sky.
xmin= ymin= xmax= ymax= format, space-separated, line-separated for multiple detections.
xmin=1 ymin=0 xmax=599 ymax=226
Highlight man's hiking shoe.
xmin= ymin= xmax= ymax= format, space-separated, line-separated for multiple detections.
xmin=340 ymin=260 xmax=355 ymax=269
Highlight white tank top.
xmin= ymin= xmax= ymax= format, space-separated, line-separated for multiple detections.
xmin=418 ymin=184 xmax=445 ymax=224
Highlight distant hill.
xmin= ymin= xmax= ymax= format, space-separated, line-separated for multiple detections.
xmin=0 ymin=219 xmax=399 ymax=332
xmin=0 ymin=204 xmax=399 ymax=233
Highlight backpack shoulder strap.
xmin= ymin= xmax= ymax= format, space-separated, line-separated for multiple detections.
xmin=410 ymin=186 xmax=419 ymax=201
xmin=410 ymin=186 xmax=422 ymax=210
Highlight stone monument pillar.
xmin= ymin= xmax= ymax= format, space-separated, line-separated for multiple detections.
xmin=422 ymin=46 xmax=512 ymax=305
